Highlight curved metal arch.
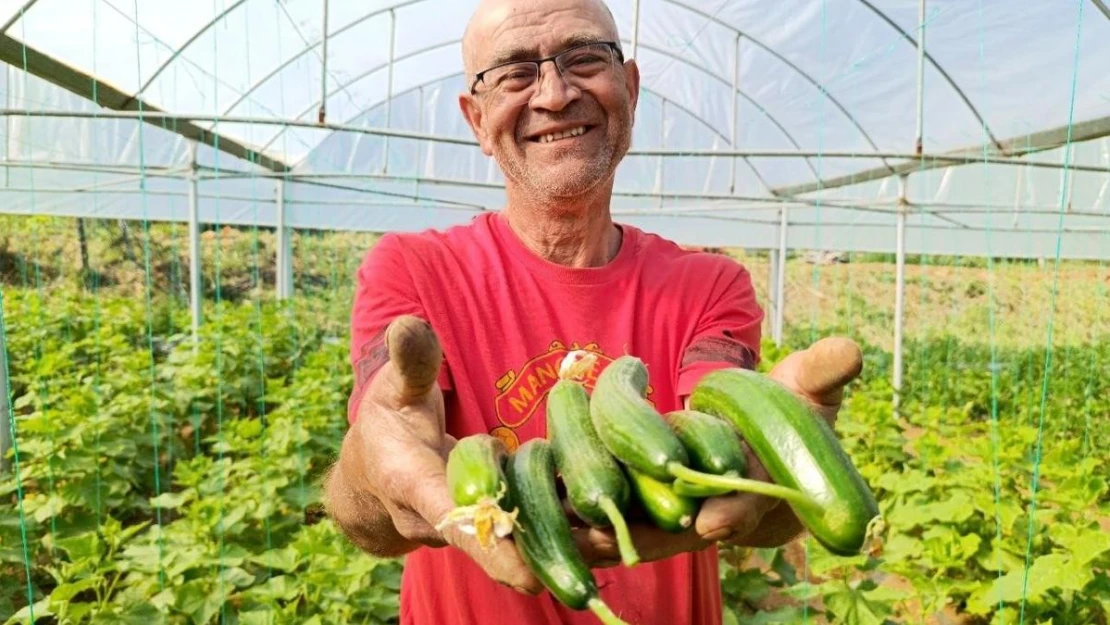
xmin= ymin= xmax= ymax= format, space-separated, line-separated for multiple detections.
xmin=630 ymin=39 xmax=822 ymax=182
xmin=853 ymin=0 xmax=1002 ymax=151
xmin=257 ymin=34 xmax=821 ymax=186
xmin=219 ymin=0 xmax=439 ymax=121
xmin=662 ymin=0 xmax=894 ymax=170
xmin=0 ymin=0 xmax=41 ymax=35
xmin=225 ymin=0 xmax=869 ymax=180
xmin=129 ymin=0 xmax=246 ymax=101
xmin=1093 ymin=0 xmax=1110 ymax=20
xmin=134 ymin=0 xmax=432 ymax=112
xmin=284 ymin=66 xmax=778 ymax=193
xmin=99 ymin=0 xmax=285 ymax=121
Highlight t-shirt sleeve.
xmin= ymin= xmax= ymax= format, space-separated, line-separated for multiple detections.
xmin=675 ymin=262 xmax=764 ymax=399
xmin=347 ymin=233 xmax=453 ymax=425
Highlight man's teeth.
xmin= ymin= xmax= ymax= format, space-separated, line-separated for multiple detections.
xmin=538 ymin=126 xmax=586 ymax=143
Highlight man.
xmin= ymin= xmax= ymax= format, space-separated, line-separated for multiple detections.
xmin=323 ymin=0 xmax=863 ymax=623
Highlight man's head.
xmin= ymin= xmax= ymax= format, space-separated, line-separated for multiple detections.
xmin=458 ymin=0 xmax=640 ymax=208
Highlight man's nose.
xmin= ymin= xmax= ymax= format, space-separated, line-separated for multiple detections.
xmin=529 ymin=63 xmax=580 ymax=112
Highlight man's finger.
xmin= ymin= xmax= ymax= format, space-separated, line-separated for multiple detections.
xmin=694 ymin=492 xmax=773 ymax=543
xmin=572 ymin=527 xmax=621 ymax=567
xmin=403 ymin=474 xmax=544 ymax=594
xmin=577 ymin=524 xmax=708 ymax=567
xmin=371 ymin=315 xmax=444 ymax=408
xmin=451 ymin=529 xmax=545 ymax=595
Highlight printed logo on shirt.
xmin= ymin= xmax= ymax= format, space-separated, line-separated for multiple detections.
xmin=491 ymin=341 xmax=654 ymax=451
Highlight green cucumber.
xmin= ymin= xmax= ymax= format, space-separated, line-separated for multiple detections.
xmin=548 ymin=377 xmax=640 ymax=567
xmin=625 ymin=466 xmax=700 ymax=533
xmin=590 ymin=355 xmax=689 ymax=481
xmin=502 ymin=439 xmax=630 ymax=625
xmin=590 ymin=357 xmax=822 ymax=514
xmin=667 ymin=410 xmax=747 ymax=498
xmin=437 ymin=434 xmax=518 ymax=550
xmin=446 ymin=434 xmax=509 ymax=506
xmin=690 ymin=367 xmax=882 ymax=556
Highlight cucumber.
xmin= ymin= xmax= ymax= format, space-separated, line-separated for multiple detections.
xmin=548 ymin=376 xmax=640 ymax=567
xmin=435 ymin=434 xmax=518 ymax=550
xmin=690 ymin=367 xmax=882 ymax=556
xmin=667 ymin=410 xmax=747 ymax=498
xmin=446 ymin=434 xmax=509 ymax=506
xmin=590 ymin=357 xmax=823 ymax=514
xmin=502 ymin=439 xmax=630 ymax=625
xmin=625 ymin=466 xmax=700 ymax=533
xmin=590 ymin=355 xmax=689 ymax=481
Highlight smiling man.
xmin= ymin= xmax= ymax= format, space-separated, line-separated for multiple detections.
xmin=322 ymin=0 xmax=864 ymax=623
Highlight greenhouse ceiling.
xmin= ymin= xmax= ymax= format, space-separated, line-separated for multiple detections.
xmin=0 ymin=0 xmax=1108 ymax=259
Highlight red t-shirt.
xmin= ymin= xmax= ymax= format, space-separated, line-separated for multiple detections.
xmin=347 ymin=211 xmax=763 ymax=625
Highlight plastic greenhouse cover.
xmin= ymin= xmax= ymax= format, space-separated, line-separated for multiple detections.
xmin=0 ymin=0 xmax=1108 ymax=258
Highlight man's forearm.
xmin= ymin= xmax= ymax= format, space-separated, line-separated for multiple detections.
xmin=323 ymin=432 xmax=423 ymax=558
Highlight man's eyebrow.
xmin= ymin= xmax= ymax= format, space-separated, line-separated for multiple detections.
xmin=484 ymin=34 xmax=611 ymax=68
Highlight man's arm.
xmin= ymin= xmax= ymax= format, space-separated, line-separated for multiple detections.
xmin=324 ymin=235 xmax=543 ymax=593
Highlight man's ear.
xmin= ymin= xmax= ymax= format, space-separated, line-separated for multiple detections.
xmin=458 ymin=92 xmax=493 ymax=156
xmin=624 ymin=59 xmax=641 ymax=120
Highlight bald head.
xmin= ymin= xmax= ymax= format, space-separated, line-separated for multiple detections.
xmin=462 ymin=0 xmax=621 ymax=79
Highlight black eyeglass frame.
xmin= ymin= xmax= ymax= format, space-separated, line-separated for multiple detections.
xmin=468 ymin=40 xmax=626 ymax=95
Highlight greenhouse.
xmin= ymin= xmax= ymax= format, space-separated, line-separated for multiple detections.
xmin=1 ymin=0 xmax=1108 ymax=623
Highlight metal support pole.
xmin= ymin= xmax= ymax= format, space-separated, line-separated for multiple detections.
xmin=773 ymin=207 xmax=788 ymax=345
xmin=895 ymin=0 xmax=925 ymax=414
xmin=631 ymin=0 xmax=641 ymax=58
xmin=768 ymin=247 xmax=779 ymax=342
xmin=3 ymin=64 xmax=9 ymax=188
xmin=383 ymin=8 xmax=396 ymax=174
xmin=415 ymin=85 xmax=425 ymax=196
xmin=187 ymin=142 xmax=202 ymax=340
xmin=276 ymin=178 xmax=292 ymax=300
xmin=318 ymin=0 xmax=329 ymax=124
xmin=729 ymin=33 xmax=741 ymax=194
xmin=914 ymin=0 xmax=926 ymax=156
xmin=0 ymin=317 xmax=10 ymax=474
xmin=656 ymin=98 xmax=665 ymax=208
xmin=893 ymin=176 xmax=908 ymax=413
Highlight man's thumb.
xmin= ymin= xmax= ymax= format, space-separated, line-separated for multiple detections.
xmin=381 ymin=315 xmax=443 ymax=405
xmin=789 ymin=336 xmax=863 ymax=405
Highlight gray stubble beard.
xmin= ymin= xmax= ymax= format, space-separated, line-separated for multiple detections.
xmin=496 ymin=121 xmax=632 ymax=207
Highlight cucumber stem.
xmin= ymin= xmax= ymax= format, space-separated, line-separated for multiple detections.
xmin=587 ymin=597 xmax=632 ymax=625
xmin=665 ymin=462 xmax=825 ymax=517
xmin=596 ymin=495 xmax=641 ymax=567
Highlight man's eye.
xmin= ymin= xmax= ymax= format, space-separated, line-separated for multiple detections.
xmin=567 ymin=54 xmax=604 ymax=66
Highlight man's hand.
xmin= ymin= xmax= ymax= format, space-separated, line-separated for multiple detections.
xmin=576 ymin=336 xmax=864 ymax=565
xmin=695 ymin=335 xmax=864 ymax=545
xmin=324 ymin=315 xmax=543 ymax=595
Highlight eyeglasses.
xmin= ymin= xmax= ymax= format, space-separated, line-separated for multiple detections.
xmin=469 ymin=41 xmax=625 ymax=95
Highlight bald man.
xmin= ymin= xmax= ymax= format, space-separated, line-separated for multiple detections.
xmin=323 ymin=0 xmax=864 ymax=623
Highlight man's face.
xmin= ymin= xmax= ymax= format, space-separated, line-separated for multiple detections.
xmin=459 ymin=0 xmax=640 ymax=204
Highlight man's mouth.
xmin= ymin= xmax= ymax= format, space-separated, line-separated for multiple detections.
xmin=529 ymin=125 xmax=591 ymax=144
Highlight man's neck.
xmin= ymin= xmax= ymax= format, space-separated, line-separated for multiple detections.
xmin=501 ymin=190 xmax=622 ymax=268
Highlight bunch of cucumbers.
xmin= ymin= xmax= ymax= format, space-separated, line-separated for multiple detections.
xmin=441 ymin=351 xmax=882 ymax=625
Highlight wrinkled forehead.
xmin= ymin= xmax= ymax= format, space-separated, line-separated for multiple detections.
xmin=463 ymin=0 xmax=620 ymax=73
